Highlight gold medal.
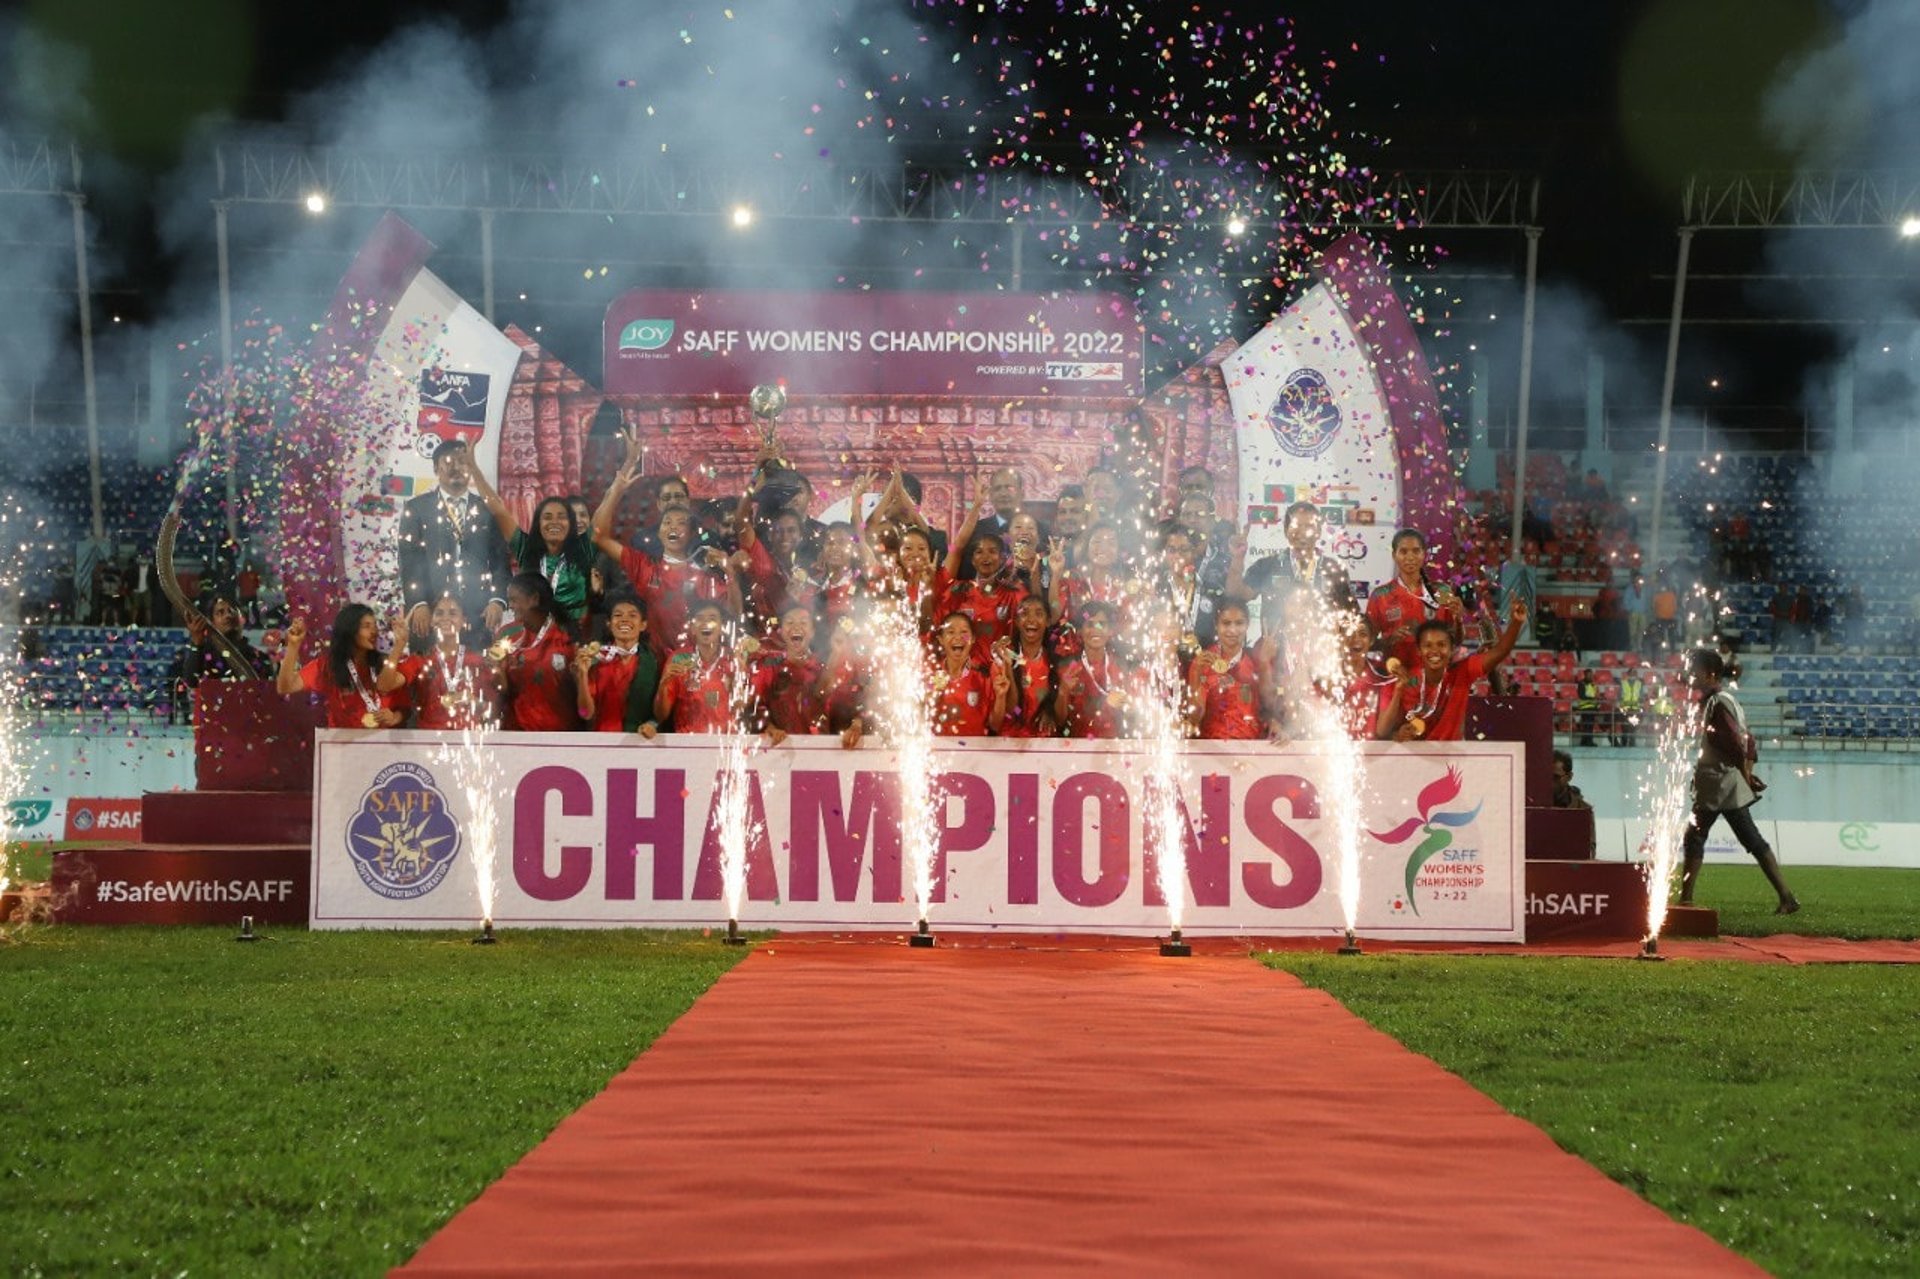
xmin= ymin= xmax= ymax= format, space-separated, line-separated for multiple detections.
xmin=837 ymin=617 xmax=854 ymax=633
xmin=738 ymin=636 xmax=761 ymax=657
xmin=1182 ymin=630 xmax=1200 ymax=650
xmin=1211 ymin=657 xmax=1229 ymax=675
xmin=1106 ymin=688 xmax=1128 ymax=708
xmin=1407 ymin=715 xmax=1427 ymax=737
xmin=931 ymin=670 xmax=951 ymax=691
xmin=1386 ymin=657 xmax=1403 ymax=677
xmin=361 ymin=712 xmax=379 ymax=728
xmin=486 ymin=640 xmax=511 ymax=662
xmin=580 ymin=642 xmax=603 ymax=663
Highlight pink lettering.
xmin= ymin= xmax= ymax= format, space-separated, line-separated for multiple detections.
xmin=1143 ymin=773 xmax=1233 ymax=908
xmin=787 ymin=770 xmax=902 ymax=904
xmin=1241 ymin=773 xmax=1323 ymax=910
xmin=513 ymin=766 xmax=593 ymax=901
xmin=1005 ymin=773 xmax=1042 ymax=905
xmin=604 ymin=768 xmax=687 ymax=901
xmin=690 ymin=771 xmax=781 ymax=902
xmin=1051 ymin=772 xmax=1130 ymax=907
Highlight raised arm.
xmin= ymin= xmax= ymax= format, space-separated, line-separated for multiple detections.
xmin=466 ymin=460 xmax=521 ymax=544
xmin=376 ymin=615 xmax=409 ymax=693
xmin=1222 ymin=531 xmax=1251 ymax=601
xmin=274 ymin=619 xmax=308 ymax=695
xmin=943 ymin=479 xmax=989 ymax=578
xmin=591 ymin=428 xmax=646 ymax=559
xmin=1481 ymin=599 xmax=1529 ymax=671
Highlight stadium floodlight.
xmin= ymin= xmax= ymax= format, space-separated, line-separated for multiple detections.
xmin=1901 ymin=215 xmax=1920 ymax=238
xmin=730 ymin=204 xmax=754 ymax=228
xmin=1226 ymin=215 xmax=1248 ymax=237
xmin=304 ymin=192 xmax=327 ymax=214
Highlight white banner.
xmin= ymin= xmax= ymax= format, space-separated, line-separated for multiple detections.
xmin=1225 ymin=282 xmax=1403 ymax=593
xmin=340 ymin=268 xmax=526 ymax=610
xmin=311 ymin=733 xmax=1524 ymax=940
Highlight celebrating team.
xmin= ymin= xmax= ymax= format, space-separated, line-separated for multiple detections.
xmin=275 ymin=428 xmax=1525 ymax=743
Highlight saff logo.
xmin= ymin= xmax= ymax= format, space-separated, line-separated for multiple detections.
xmin=6 ymin=799 xmax=52 ymax=830
xmin=1369 ymin=766 xmax=1483 ymax=915
xmin=1267 ymin=367 xmax=1342 ymax=459
xmin=71 ymin=807 xmax=96 ymax=833
xmin=620 ymin=319 xmax=675 ymax=351
xmin=346 ymin=762 xmax=462 ymax=901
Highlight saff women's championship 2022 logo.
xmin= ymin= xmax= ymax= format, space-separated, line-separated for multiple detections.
xmin=1369 ymin=766 xmax=1484 ymax=915
xmin=346 ymin=762 xmax=462 ymax=900
xmin=1266 ymin=367 xmax=1342 ymax=459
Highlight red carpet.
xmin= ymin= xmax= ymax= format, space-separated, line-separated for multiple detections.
xmin=400 ymin=946 xmax=1760 ymax=1277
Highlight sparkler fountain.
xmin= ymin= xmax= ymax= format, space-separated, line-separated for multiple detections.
xmin=432 ymin=631 xmax=504 ymax=944
xmin=0 ymin=499 xmax=38 ymax=930
xmin=713 ymin=624 xmax=765 ymax=946
xmin=1280 ymin=588 xmax=1369 ymax=955
xmin=863 ymin=599 xmax=939 ymax=947
xmin=1132 ymin=610 xmax=1194 ymax=958
xmin=1635 ymin=658 xmax=1704 ymax=960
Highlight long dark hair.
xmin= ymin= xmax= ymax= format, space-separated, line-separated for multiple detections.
xmin=957 ymin=529 xmax=1010 ymax=584
xmin=531 ymin=497 xmax=577 ymax=552
xmin=1011 ymin=595 xmax=1061 ymax=732
xmin=328 ymin=603 xmax=378 ymax=692
xmin=1391 ymin=527 xmax=1437 ymax=597
xmin=508 ymin=571 xmax=568 ymax=637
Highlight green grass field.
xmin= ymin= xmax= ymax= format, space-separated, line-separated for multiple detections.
xmin=2 ymin=868 xmax=1914 ymax=1274
xmin=1688 ymin=864 xmax=1920 ymax=939
xmin=0 ymin=928 xmax=743 ymax=1276
xmin=1266 ymin=953 xmax=1920 ymax=1275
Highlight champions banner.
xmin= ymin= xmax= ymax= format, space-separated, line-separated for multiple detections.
xmin=602 ymin=290 xmax=1143 ymax=398
xmin=311 ymin=733 xmax=1524 ymax=941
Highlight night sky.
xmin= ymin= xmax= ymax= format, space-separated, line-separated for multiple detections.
xmin=8 ymin=0 xmax=1896 ymax=425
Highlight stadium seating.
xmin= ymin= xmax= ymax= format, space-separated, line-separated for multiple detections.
xmin=4 ymin=625 xmax=193 ymax=721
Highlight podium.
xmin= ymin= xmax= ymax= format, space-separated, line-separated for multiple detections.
xmin=50 ymin=683 xmax=317 ymax=925
xmin=1468 ymin=694 xmax=1665 ymax=941
xmin=192 ymin=682 xmax=327 ymax=791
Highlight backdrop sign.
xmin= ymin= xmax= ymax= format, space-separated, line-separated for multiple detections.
xmin=339 ymin=267 xmax=527 ymax=612
xmin=63 ymin=797 xmax=143 ymax=842
xmin=1226 ymin=281 xmax=1403 ymax=592
xmin=5 ymin=798 xmax=64 ymax=842
xmin=602 ymin=290 xmax=1143 ymax=397
xmin=312 ymin=733 xmax=1524 ymax=940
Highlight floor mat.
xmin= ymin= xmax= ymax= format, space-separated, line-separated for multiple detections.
xmin=401 ymin=946 xmax=1760 ymax=1276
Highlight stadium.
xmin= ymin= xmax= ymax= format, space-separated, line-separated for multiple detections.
xmin=2 ymin=2 xmax=1916 ymax=1274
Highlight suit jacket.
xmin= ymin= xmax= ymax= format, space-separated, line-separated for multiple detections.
xmin=397 ymin=488 xmax=511 ymax=622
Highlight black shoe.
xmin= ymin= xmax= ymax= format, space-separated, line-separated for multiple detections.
xmin=1775 ymin=896 xmax=1801 ymax=916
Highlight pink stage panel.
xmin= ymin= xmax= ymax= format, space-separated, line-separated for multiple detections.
xmin=143 ymin=790 xmax=313 ymax=846
xmin=1524 ymin=861 xmax=1650 ymax=942
xmin=50 ymin=846 xmax=309 ymax=925
xmin=193 ymin=683 xmax=326 ymax=792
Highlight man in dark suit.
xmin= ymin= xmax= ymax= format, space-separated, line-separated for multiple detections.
xmin=1244 ymin=501 xmax=1355 ymax=643
xmin=398 ymin=439 xmax=511 ymax=639
xmin=977 ymin=467 xmax=1028 ymax=541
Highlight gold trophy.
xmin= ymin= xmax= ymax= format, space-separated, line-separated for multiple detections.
xmin=748 ymin=383 xmax=788 ymax=462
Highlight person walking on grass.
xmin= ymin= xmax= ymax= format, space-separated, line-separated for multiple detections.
xmin=1678 ymin=649 xmax=1799 ymax=915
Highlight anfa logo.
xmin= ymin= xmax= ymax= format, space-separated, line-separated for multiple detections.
xmin=1267 ymin=367 xmax=1342 ymax=459
xmin=7 ymin=799 xmax=52 ymax=830
xmin=346 ymin=762 xmax=462 ymax=901
xmin=1369 ymin=766 xmax=1482 ymax=915
xmin=619 ymin=319 xmax=675 ymax=351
